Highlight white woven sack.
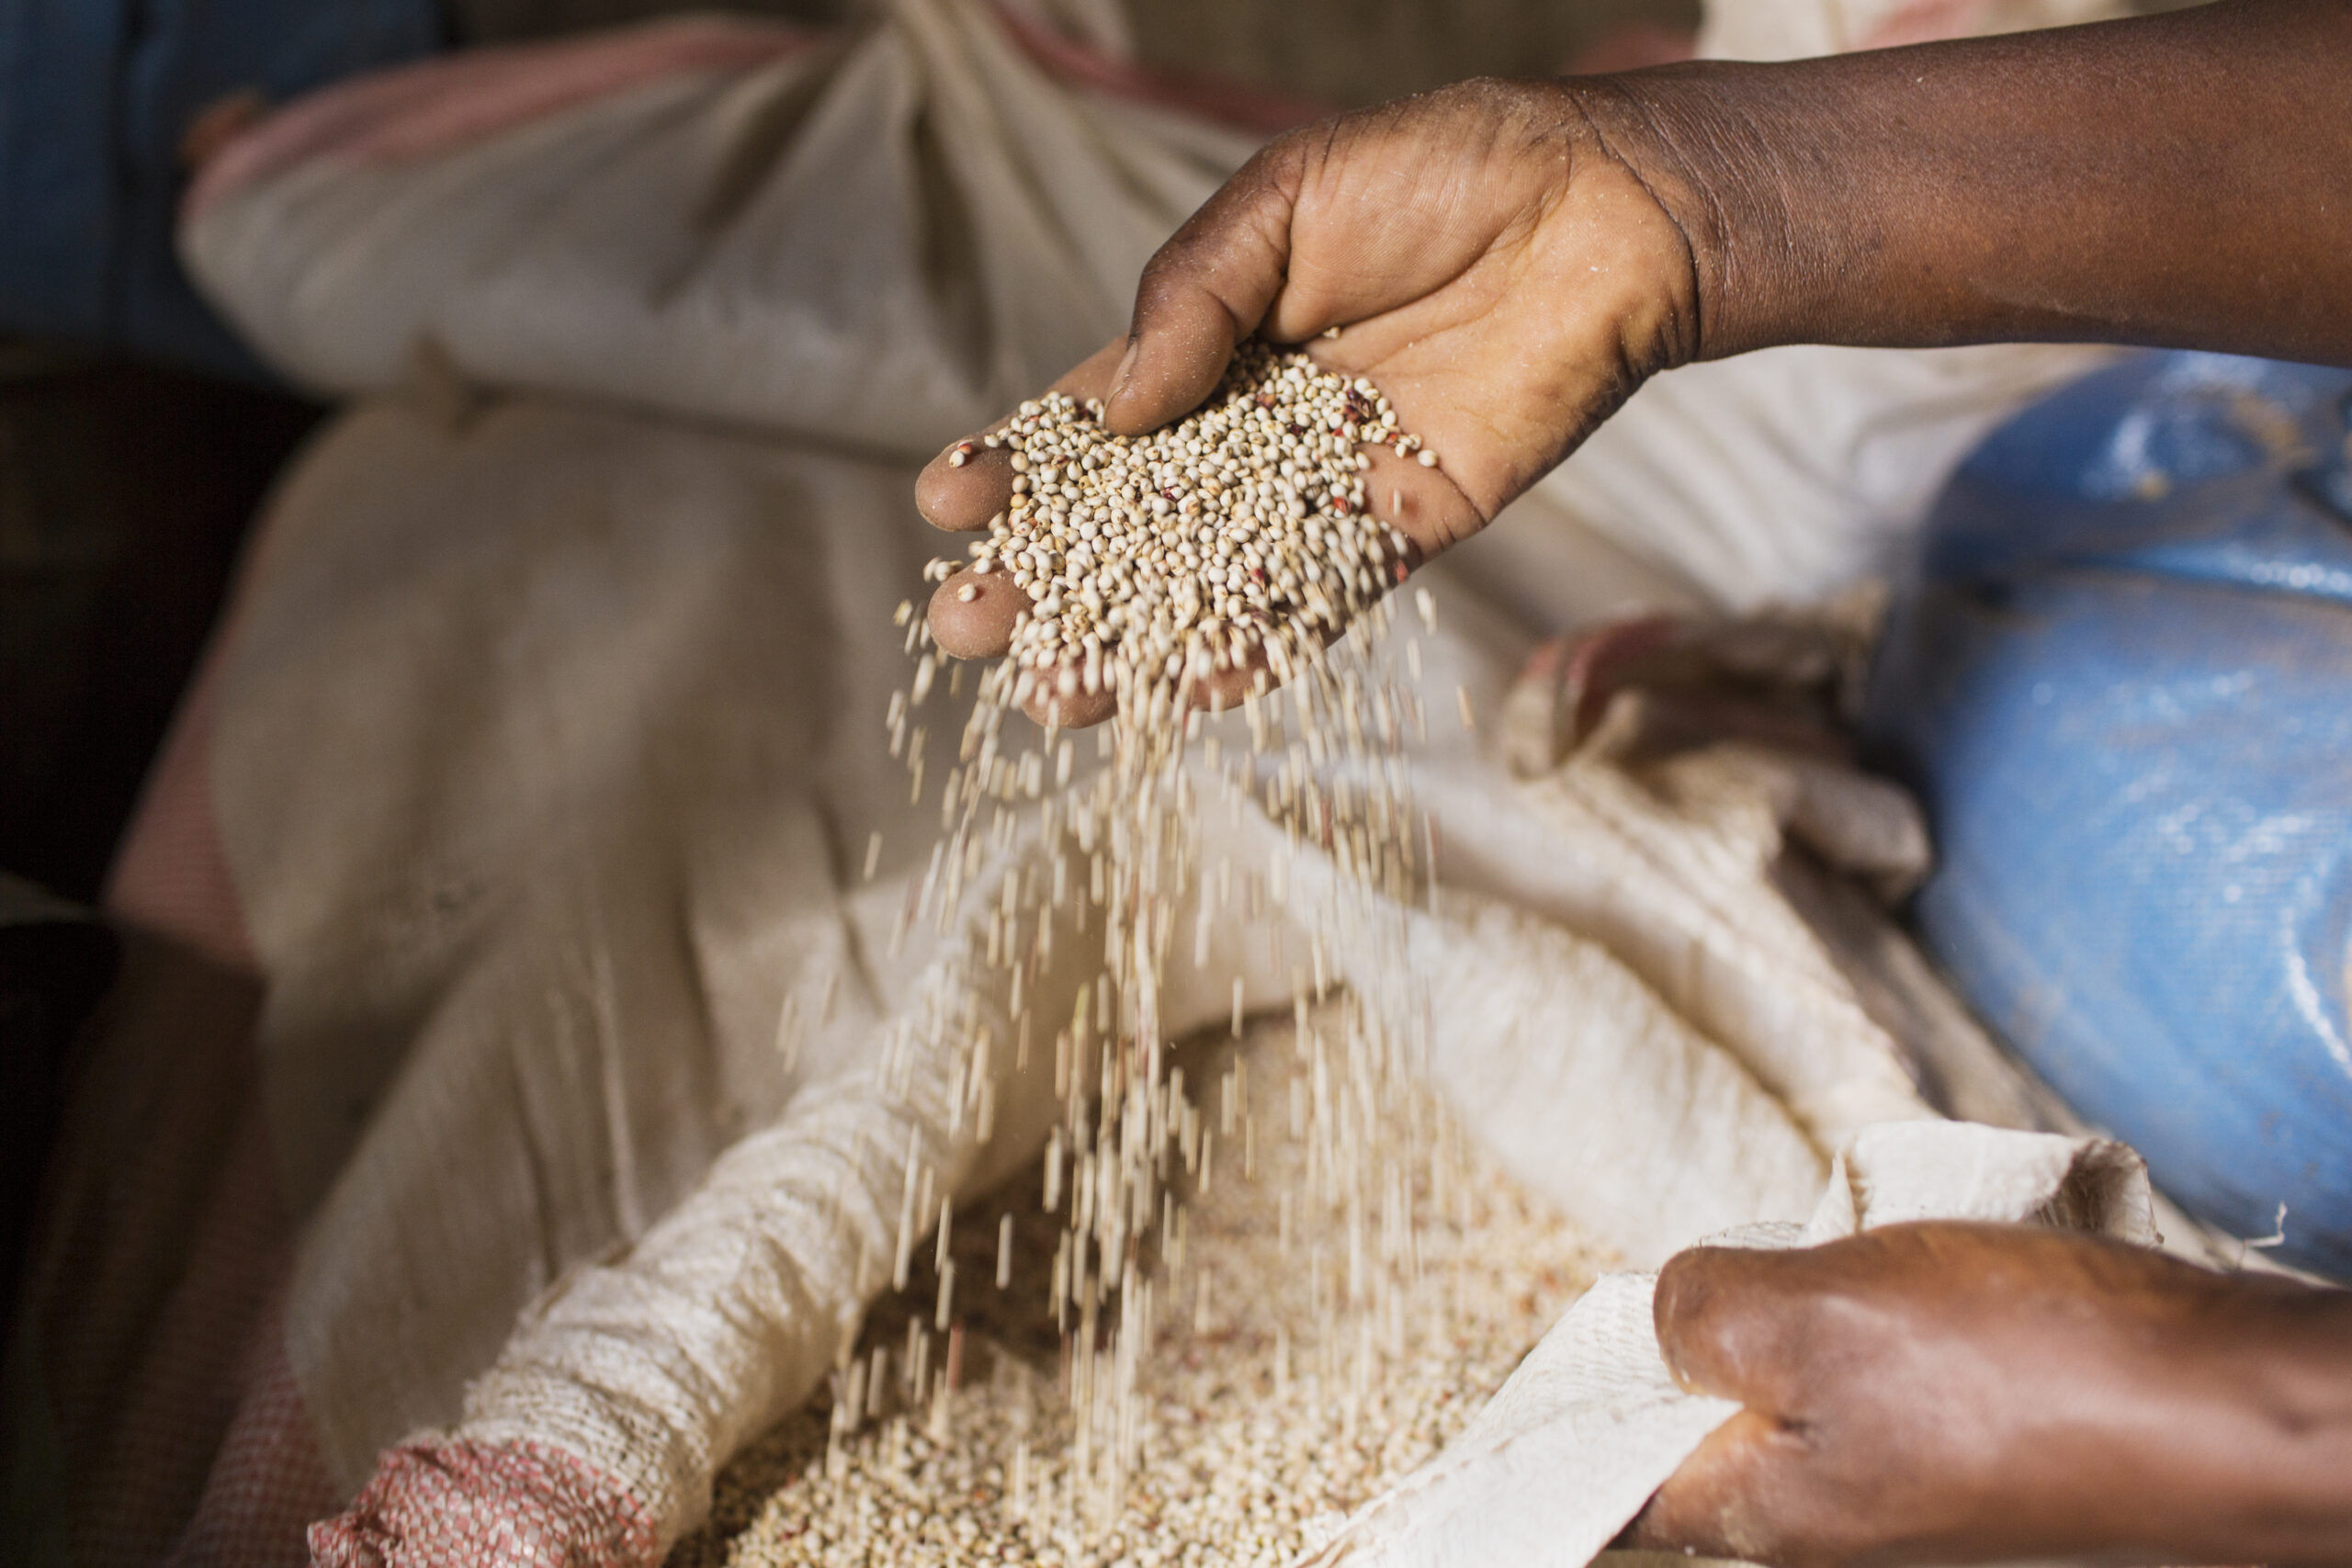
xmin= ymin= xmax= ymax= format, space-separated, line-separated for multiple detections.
xmin=183 ymin=0 xmax=1257 ymax=462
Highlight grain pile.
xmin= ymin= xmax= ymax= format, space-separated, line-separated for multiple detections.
xmin=722 ymin=339 xmax=1533 ymax=1563
xmin=676 ymin=1015 xmax=1603 ymax=1568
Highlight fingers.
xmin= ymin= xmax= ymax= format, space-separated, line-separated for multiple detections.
xmin=921 ymin=340 xmax=1135 ymax=685
xmin=924 ymin=558 xmax=1119 ymax=728
xmin=928 ymin=568 xmax=1027 ymax=660
xmin=1621 ymin=1409 xmax=1817 ymax=1566
xmin=1348 ymin=437 xmax=1481 ymax=559
xmin=913 ymin=446 xmax=1013 ymax=536
xmin=916 ymin=339 xmax=1135 ymax=537
xmin=1653 ymin=1245 xmax=1828 ymax=1411
xmin=927 ymin=570 xmax=1116 ymax=728
xmin=1010 ymin=626 xmax=1269 ymax=730
xmin=1008 ymin=627 xmax=1262 ymax=730
xmin=1103 ymin=144 xmax=1303 ymax=435
xmin=1631 ymin=1247 xmax=1893 ymax=1566
xmin=1181 ymin=642 xmax=1276 ymax=717
xmin=1023 ymin=667 xmax=1118 ymax=729
xmin=928 ymin=562 xmax=1116 ymax=726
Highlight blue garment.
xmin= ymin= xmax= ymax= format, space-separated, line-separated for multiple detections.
xmin=1865 ymin=351 xmax=2352 ymax=1279
xmin=0 ymin=0 xmax=439 ymax=378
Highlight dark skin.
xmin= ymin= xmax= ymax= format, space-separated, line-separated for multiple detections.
xmin=919 ymin=5 xmax=2352 ymax=1558
xmin=1635 ymin=1224 xmax=2352 ymax=1566
xmin=920 ymin=0 xmax=2352 ymax=721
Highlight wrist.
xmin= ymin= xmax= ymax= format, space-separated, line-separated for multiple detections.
xmin=2207 ymin=1287 xmax=2352 ymax=1543
xmin=1558 ymin=65 xmax=1813 ymax=367
xmin=2098 ymin=1278 xmax=2352 ymax=1560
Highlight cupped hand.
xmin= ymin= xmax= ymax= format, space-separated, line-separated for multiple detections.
xmin=1625 ymin=1221 xmax=2352 ymax=1568
xmin=916 ymin=77 xmax=1711 ymax=724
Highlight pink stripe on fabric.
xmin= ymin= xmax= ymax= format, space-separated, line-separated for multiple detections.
xmin=987 ymin=3 xmax=1328 ymax=136
xmin=185 ymin=5 xmax=1319 ymax=239
xmin=183 ymin=17 xmax=818 ymax=222
xmin=309 ymin=1439 xmax=658 ymax=1568
xmin=165 ymin=1299 xmax=341 ymax=1568
xmin=1561 ymin=22 xmax=1698 ymax=74
xmin=1522 ymin=615 xmax=1681 ymax=743
xmin=1860 ymin=0 xmax=1998 ymax=49
xmin=105 ymin=625 xmax=257 ymax=973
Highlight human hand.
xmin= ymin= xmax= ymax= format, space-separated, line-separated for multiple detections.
xmin=1624 ymin=1221 xmax=2352 ymax=1567
xmin=914 ymin=77 xmax=1713 ymax=724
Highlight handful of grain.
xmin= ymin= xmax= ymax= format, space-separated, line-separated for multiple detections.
xmin=842 ymin=338 xmax=1458 ymax=1563
xmin=933 ymin=340 xmax=1426 ymax=716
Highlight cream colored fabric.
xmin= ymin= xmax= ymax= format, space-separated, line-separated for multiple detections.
xmin=1523 ymin=0 xmax=2132 ymax=613
xmin=1302 ymin=1123 xmax=2158 ymax=1568
xmin=1699 ymin=0 xmax=2127 ymax=61
xmin=1526 ymin=342 xmax=2120 ymax=613
xmin=184 ymin=0 xmax=1257 ymax=464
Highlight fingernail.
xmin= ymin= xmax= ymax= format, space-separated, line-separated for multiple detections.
xmin=1110 ymin=336 xmax=1141 ymax=404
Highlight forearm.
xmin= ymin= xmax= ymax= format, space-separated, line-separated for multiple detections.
xmin=2126 ymin=1284 xmax=2352 ymax=1563
xmin=1589 ymin=0 xmax=2352 ymax=367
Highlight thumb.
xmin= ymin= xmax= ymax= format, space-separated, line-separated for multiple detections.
xmin=1654 ymin=1244 xmax=1826 ymax=1412
xmin=1104 ymin=141 xmax=1305 ymax=436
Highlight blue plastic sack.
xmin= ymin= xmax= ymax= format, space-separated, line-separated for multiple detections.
xmin=1865 ymin=351 xmax=2352 ymax=1279
xmin=0 ymin=0 xmax=439 ymax=377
